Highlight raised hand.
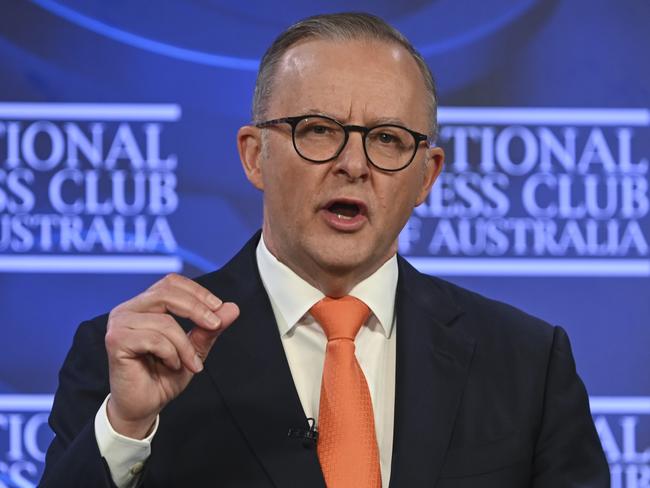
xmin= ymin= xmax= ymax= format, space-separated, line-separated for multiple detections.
xmin=104 ymin=273 xmax=239 ymax=439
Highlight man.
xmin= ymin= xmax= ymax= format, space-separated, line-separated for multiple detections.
xmin=40 ymin=12 xmax=609 ymax=488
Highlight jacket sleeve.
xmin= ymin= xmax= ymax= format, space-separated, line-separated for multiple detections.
xmin=39 ymin=317 xmax=117 ymax=488
xmin=532 ymin=325 xmax=610 ymax=487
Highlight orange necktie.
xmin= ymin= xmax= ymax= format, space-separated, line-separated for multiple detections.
xmin=310 ymin=296 xmax=382 ymax=488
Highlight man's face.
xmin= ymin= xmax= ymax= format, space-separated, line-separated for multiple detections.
xmin=238 ymin=38 xmax=443 ymax=292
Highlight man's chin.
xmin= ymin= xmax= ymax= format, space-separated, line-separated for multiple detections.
xmin=310 ymin=246 xmax=381 ymax=278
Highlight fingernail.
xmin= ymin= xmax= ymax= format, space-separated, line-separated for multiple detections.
xmin=193 ymin=354 xmax=204 ymax=372
xmin=206 ymin=294 xmax=222 ymax=309
xmin=206 ymin=311 xmax=221 ymax=329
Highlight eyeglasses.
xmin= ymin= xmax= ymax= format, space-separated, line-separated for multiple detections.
xmin=255 ymin=114 xmax=430 ymax=172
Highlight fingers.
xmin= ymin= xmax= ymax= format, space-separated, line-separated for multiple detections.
xmin=213 ymin=301 xmax=240 ymax=329
xmin=136 ymin=313 xmax=206 ymax=373
xmin=108 ymin=310 xmax=227 ymax=374
xmin=189 ymin=302 xmax=240 ymax=360
xmin=107 ymin=323 xmax=189 ymax=373
xmin=107 ymin=274 xmax=240 ymax=376
xmin=115 ymin=273 xmax=226 ymax=332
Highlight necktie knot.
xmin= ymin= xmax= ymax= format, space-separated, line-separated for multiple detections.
xmin=310 ymin=295 xmax=371 ymax=341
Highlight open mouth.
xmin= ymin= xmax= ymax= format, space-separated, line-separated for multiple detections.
xmin=324 ymin=199 xmax=367 ymax=221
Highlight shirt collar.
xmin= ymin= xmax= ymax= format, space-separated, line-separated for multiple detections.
xmin=256 ymin=235 xmax=397 ymax=338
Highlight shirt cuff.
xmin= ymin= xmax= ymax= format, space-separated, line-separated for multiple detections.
xmin=94 ymin=394 xmax=159 ymax=488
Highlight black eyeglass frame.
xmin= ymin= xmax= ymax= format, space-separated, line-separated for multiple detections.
xmin=255 ymin=114 xmax=431 ymax=172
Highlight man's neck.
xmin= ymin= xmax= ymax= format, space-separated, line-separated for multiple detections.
xmin=260 ymin=232 xmax=394 ymax=298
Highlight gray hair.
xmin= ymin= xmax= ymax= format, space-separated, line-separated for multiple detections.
xmin=252 ymin=12 xmax=439 ymax=141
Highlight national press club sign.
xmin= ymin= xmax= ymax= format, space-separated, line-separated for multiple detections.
xmin=400 ymin=107 xmax=650 ymax=277
xmin=0 ymin=396 xmax=51 ymax=488
xmin=0 ymin=102 xmax=181 ymax=273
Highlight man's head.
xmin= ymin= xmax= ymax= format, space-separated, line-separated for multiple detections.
xmin=238 ymin=13 xmax=444 ymax=295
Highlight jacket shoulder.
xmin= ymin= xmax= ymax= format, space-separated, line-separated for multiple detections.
xmin=399 ymin=256 xmax=557 ymax=351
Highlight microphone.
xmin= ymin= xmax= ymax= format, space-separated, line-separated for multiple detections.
xmin=288 ymin=418 xmax=319 ymax=448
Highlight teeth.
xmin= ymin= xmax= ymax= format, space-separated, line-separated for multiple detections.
xmin=336 ymin=214 xmax=352 ymax=220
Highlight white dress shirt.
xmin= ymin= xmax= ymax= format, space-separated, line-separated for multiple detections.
xmin=96 ymin=235 xmax=398 ymax=488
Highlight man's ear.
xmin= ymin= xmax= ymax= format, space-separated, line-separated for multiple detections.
xmin=415 ymin=146 xmax=444 ymax=206
xmin=237 ymin=125 xmax=264 ymax=190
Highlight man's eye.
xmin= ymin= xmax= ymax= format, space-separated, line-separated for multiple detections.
xmin=310 ymin=125 xmax=331 ymax=134
xmin=297 ymin=122 xmax=337 ymax=139
xmin=376 ymin=131 xmax=406 ymax=146
xmin=378 ymin=132 xmax=395 ymax=144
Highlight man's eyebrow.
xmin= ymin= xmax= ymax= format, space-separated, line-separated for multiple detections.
xmin=301 ymin=108 xmax=334 ymax=117
xmin=371 ymin=116 xmax=410 ymax=127
xmin=300 ymin=110 xmax=411 ymax=128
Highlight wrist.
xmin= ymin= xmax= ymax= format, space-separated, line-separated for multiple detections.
xmin=107 ymin=397 xmax=158 ymax=440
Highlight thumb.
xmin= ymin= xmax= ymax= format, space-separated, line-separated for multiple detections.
xmin=189 ymin=302 xmax=240 ymax=360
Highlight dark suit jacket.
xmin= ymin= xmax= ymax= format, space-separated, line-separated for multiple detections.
xmin=40 ymin=232 xmax=609 ymax=487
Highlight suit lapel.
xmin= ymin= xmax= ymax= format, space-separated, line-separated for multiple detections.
xmin=201 ymin=234 xmax=326 ymax=488
xmin=389 ymin=257 xmax=476 ymax=487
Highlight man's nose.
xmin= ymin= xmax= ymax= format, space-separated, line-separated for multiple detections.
xmin=332 ymin=131 xmax=370 ymax=180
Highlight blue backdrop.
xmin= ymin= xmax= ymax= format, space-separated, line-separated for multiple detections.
xmin=0 ymin=1 xmax=648 ymax=486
